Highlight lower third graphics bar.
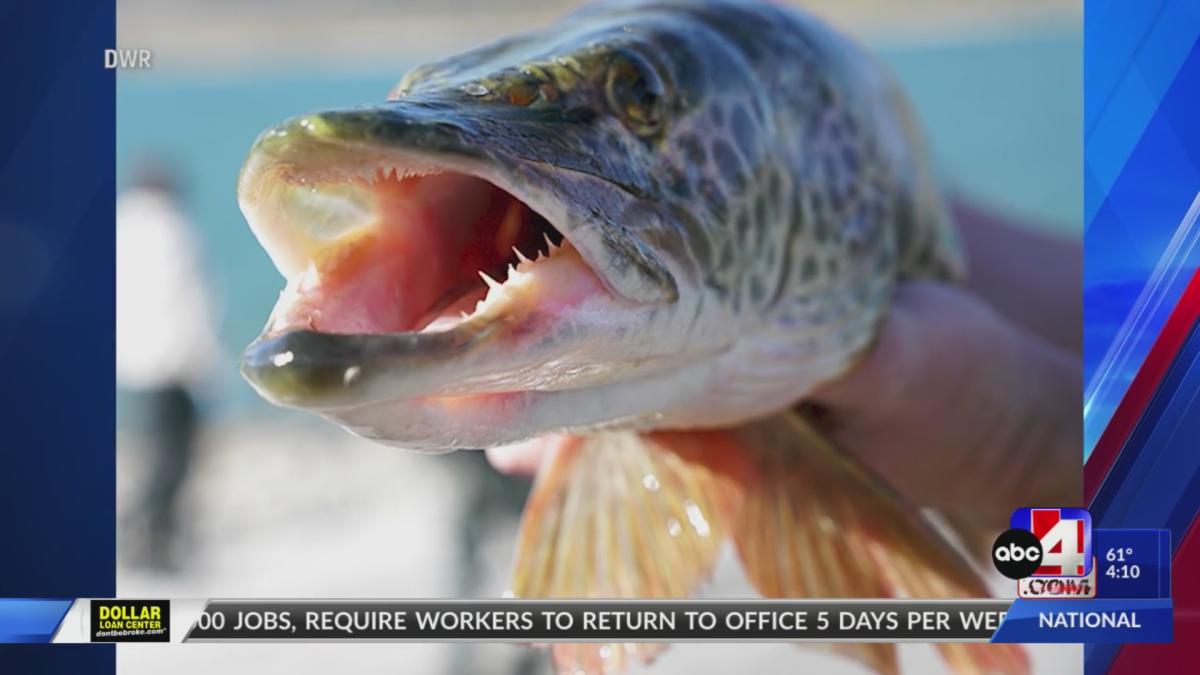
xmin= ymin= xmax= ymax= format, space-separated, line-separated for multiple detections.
xmin=8 ymin=597 xmax=1172 ymax=645
xmin=188 ymin=600 xmax=1004 ymax=642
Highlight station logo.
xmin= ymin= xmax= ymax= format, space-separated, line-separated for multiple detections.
xmin=1011 ymin=507 xmax=1092 ymax=577
xmin=993 ymin=508 xmax=1093 ymax=583
xmin=991 ymin=528 xmax=1044 ymax=579
xmin=90 ymin=600 xmax=170 ymax=642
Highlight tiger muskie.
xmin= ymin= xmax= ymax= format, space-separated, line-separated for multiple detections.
xmin=237 ymin=1 xmax=1026 ymax=673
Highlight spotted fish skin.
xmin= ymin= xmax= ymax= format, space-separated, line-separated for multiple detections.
xmin=394 ymin=0 xmax=963 ymax=424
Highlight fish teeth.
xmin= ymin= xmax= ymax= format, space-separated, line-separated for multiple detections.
xmin=479 ymin=270 xmax=502 ymax=290
xmin=513 ymin=246 xmax=531 ymax=264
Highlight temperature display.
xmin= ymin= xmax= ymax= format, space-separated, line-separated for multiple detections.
xmin=1094 ymin=529 xmax=1171 ymax=599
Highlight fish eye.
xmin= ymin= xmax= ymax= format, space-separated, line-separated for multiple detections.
xmin=604 ymin=52 xmax=665 ymax=136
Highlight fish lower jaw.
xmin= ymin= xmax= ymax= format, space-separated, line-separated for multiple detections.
xmin=311 ymin=356 xmax=726 ymax=452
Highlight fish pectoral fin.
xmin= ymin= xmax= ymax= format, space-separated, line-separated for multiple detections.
xmin=507 ymin=416 xmax=1028 ymax=675
xmin=732 ymin=413 xmax=1029 ymax=675
xmin=509 ymin=431 xmax=745 ymax=674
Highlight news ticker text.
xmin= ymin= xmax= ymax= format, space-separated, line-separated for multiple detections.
xmin=184 ymin=600 xmax=1006 ymax=642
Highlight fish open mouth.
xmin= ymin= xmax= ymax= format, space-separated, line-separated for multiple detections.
xmin=260 ymin=167 xmax=573 ymax=338
xmin=236 ymin=116 xmax=642 ymax=411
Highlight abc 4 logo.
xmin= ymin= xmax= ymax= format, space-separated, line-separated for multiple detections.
xmin=992 ymin=508 xmax=1093 ymax=580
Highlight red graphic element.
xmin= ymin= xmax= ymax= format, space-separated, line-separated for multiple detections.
xmin=1086 ymin=267 xmax=1200 ymax=503
xmin=1078 ymin=520 xmax=1084 ymax=575
xmin=1030 ymin=509 xmax=1086 ymax=576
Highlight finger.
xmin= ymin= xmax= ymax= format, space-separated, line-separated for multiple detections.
xmin=809 ymin=281 xmax=1080 ymax=519
xmin=812 ymin=281 xmax=1011 ymax=422
xmin=484 ymin=436 xmax=558 ymax=475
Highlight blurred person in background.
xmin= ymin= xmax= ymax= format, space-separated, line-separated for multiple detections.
xmin=117 ymin=155 xmax=221 ymax=570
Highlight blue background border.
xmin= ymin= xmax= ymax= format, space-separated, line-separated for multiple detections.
xmin=1084 ymin=0 xmax=1200 ymax=672
xmin=0 ymin=0 xmax=115 ymax=671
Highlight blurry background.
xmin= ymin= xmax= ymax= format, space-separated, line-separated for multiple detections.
xmin=116 ymin=1 xmax=1082 ymax=673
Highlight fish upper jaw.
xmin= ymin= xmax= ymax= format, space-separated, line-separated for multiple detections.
xmin=237 ymin=107 xmax=678 ymax=305
xmin=236 ymin=105 xmax=729 ymax=448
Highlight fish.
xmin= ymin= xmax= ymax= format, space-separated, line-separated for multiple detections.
xmin=236 ymin=1 xmax=1027 ymax=673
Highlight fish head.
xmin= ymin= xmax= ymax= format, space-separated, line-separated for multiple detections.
xmin=237 ymin=4 xmax=784 ymax=450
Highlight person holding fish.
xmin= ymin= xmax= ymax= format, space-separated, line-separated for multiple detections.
xmin=233 ymin=1 xmax=1080 ymax=672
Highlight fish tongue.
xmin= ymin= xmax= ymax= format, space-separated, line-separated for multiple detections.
xmin=263 ymin=170 xmax=504 ymax=337
xmin=266 ymin=223 xmax=449 ymax=336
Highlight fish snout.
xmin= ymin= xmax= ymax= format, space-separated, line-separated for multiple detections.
xmin=239 ymin=327 xmax=484 ymax=410
xmin=239 ymin=330 xmax=372 ymax=409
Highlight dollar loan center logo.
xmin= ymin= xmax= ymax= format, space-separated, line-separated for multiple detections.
xmin=993 ymin=508 xmax=1095 ymax=598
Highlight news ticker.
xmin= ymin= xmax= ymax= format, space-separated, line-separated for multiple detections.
xmin=0 ymin=597 xmax=1173 ymax=645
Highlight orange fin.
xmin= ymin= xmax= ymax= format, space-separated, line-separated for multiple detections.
xmin=730 ymin=413 xmax=1028 ymax=675
xmin=508 ymin=431 xmax=744 ymax=674
xmin=507 ymin=416 xmax=1027 ymax=675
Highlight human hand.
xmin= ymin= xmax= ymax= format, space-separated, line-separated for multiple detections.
xmin=806 ymin=281 xmax=1081 ymax=529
